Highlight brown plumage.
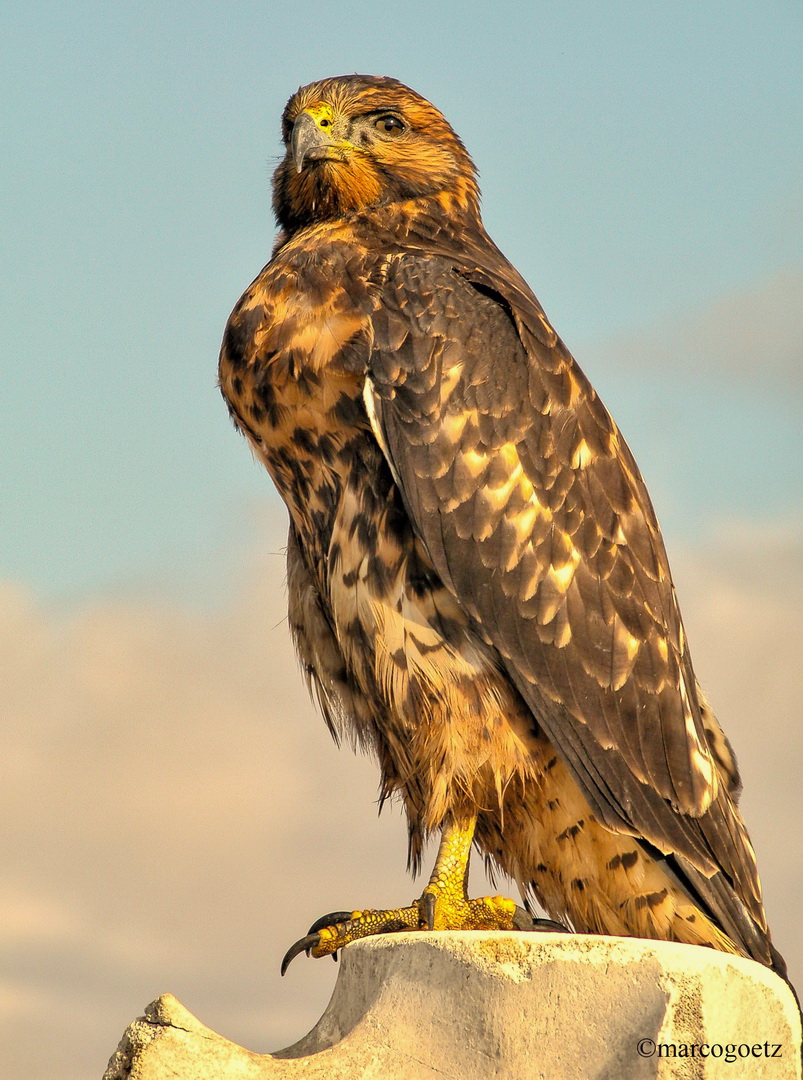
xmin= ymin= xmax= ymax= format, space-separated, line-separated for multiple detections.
xmin=219 ymin=74 xmax=788 ymax=979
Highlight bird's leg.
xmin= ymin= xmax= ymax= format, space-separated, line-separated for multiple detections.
xmin=419 ymin=811 xmax=518 ymax=930
xmin=281 ymin=812 xmax=540 ymax=974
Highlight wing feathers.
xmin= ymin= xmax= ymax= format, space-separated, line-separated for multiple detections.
xmin=365 ymin=253 xmax=766 ymax=941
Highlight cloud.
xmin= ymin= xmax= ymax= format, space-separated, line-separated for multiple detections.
xmin=667 ymin=517 xmax=803 ymax=966
xmin=589 ymin=269 xmax=803 ymax=396
xmin=0 ymin=521 xmax=414 ymax=1078
xmin=567 ymin=271 xmax=803 ymax=545
xmin=0 ymin=513 xmax=800 ymax=1079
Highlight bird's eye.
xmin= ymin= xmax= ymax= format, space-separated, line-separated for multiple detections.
xmin=375 ymin=115 xmax=405 ymax=136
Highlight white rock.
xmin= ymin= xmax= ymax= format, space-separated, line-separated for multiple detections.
xmin=103 ymin=931 xmax=801 ymax=1079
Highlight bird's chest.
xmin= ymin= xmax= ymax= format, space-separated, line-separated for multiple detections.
xmin=220 ymin=245 xmax=381 ymax=557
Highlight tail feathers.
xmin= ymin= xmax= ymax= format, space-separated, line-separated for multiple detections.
xmin=677 ymin=858 xmax=772 ymax=967
xmin=637 ymin=843 xmax=800 ymax=1022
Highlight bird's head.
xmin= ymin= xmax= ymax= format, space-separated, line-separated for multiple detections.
xmin=272 ymin=75 xmax=479 ymax=234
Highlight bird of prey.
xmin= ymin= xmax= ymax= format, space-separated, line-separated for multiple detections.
xmin=219 ymin=74 xmax=789 ymax=982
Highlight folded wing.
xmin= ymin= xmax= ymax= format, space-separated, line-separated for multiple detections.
xmin=364 ymin=252 xmax=766 ymax=950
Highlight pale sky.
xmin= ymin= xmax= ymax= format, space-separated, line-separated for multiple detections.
xmin=1 ymin=3 xmax=801 ymax=1077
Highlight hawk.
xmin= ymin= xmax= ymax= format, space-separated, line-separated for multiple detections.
xmin=219 ymin=74 xmax=789 ymax=983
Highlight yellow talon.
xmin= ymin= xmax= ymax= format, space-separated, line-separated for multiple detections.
xmin=281 ymin=812 xmax=529 ymax=973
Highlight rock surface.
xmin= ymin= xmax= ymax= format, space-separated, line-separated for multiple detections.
xmin=104 ymin=931 xmax=801 ymax=1079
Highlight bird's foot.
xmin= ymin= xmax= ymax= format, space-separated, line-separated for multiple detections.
xmin=281 ymin=887 xmax=527 ymax=974
xmin=280 ymin=813 xmax=570 ymax=973
xmin=280 ymin=891 xmax=570 ymax=973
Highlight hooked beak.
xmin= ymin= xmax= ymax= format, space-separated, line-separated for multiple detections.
xmin=291 ymin=112 xmax=336 ymax=173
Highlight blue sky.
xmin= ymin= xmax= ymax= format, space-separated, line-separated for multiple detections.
xmin=1 ymin=4 xmax=801 ymax=1078
xmin=2 ymin=1 xmax=800 ymax=603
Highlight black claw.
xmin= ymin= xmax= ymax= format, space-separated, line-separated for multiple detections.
xmin=332 ymin=951 xmax=338 ymax=962
xmin=280 ymin=932 xmax=321 ymax=976
xmin=306 ymin=911 xmax=354 ymax=935
xmin=511 ymin=905 xmax=569 ymax=934
xmin=422 ymin=892 xmax=436 ymax=930
xmin=513 ymin=906 xmax=537 ymax=930
xmin=531 ymin=917 xmax=571 ymax=934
